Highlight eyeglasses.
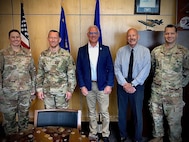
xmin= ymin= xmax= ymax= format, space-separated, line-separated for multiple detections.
xmin=88 ymin=32 xmax=98 ymax=35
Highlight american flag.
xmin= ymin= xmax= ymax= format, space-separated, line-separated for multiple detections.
xmin=21 ymin=3 xmax=30 ymax=49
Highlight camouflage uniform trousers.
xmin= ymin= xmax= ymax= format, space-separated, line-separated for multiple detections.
xmin=43 ymin=91 xmax=69 ymax=109
xmin=0 ymin=90 xmax=31 ymax=135
xmin=149 ymin=87 xmax=185 ymax=142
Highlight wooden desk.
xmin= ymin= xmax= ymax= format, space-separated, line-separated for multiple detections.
xmin=6 ymin=127 xmax=89 ymax=142
xmin=34 ymin=127 xmax=89 ymax=142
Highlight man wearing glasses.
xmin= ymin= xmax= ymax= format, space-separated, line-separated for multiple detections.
xmin=76 ymin=25 xmax=114 ymax=142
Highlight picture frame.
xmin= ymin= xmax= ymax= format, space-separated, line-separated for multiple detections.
xmin=134 ymin=0 xmax=161 ymax=15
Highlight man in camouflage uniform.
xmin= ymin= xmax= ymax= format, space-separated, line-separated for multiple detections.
xmin=36 ymin=30 xmax=76 ymax=109
xmin=149 ymin=24 xmax=189 ymax=142
xmin=0 ymin=29 xmax=36 ymax=135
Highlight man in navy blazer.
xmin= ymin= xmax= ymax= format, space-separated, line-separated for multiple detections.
xmin=76 ymin=25 xmax=114 ymax=142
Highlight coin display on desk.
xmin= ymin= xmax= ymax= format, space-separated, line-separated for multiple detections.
xmin=4 ymin=127 xmax=89 ymax=142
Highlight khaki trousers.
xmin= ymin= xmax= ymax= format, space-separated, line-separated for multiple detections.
xmin=86 ymin=82 xmax=110 ymax=137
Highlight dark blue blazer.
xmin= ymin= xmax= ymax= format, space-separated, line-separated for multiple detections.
xmin=76 ymin=44 xmax=114 ymax=91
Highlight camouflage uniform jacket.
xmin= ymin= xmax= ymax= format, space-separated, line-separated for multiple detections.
xmin=151 ymin=44 xmax=189 ymax=94
xmin=0 ymin=46 xmax=36 ymax=92
xmin=36 ymin=47 xmax=76 ymax=94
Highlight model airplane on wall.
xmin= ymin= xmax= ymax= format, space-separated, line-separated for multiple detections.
xmin=138 ymin=19 xmax=163 ymax=27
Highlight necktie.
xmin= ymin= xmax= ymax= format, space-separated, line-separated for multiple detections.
xmin=128 ymin=49 xmax=134 ymax=82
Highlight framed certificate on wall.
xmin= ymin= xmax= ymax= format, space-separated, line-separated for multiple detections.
xmin=134 ymin=0 xmax=161 ymax=15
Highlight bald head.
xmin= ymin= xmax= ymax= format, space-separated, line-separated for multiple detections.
xmin=127 ymin=28 xmax=139 ymax=48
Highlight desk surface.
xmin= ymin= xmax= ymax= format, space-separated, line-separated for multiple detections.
xmin=6 ymin=127 xmax=89 ymax=142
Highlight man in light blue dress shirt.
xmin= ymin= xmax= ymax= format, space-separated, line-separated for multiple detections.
xmin=114 ymin=28 xmax=151 ymax=142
